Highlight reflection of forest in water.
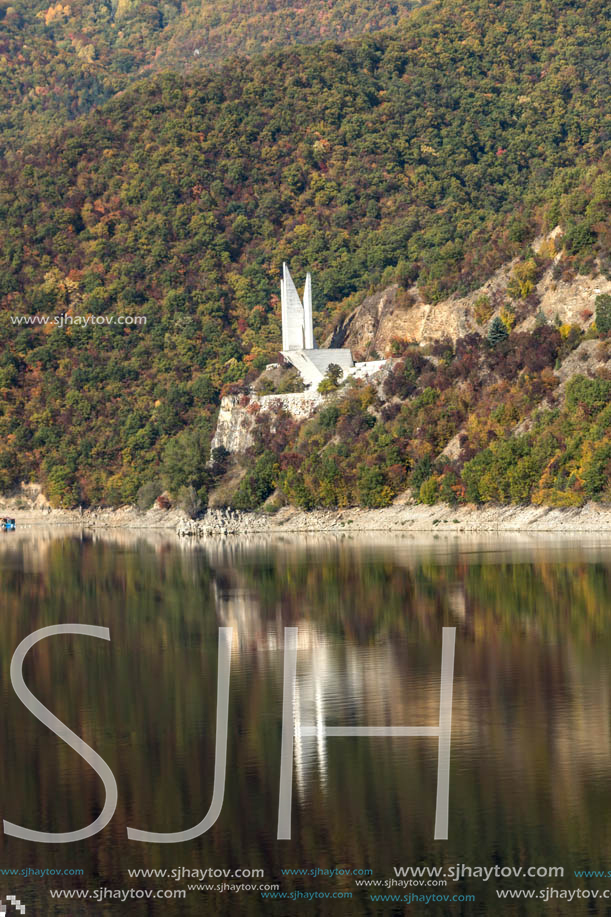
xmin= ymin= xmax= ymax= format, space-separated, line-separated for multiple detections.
xmin=1 ymin=529 xmax=611 ymax=915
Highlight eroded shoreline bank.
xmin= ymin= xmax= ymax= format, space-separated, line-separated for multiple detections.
xmin=176 ymin=502 xmax=611 ymax=536
xmin=2 ymin=499 xmax=611 ymax=536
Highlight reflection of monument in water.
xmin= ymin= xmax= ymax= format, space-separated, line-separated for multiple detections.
xmin=279 ymin=263 xmax=387 ymax=389
xmin=210 ymin=557 xmax=435 ymax=799
xmin=207 ymin=540 xmax=611 ymax=830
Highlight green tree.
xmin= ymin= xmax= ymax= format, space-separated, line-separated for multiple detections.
xmin=280 ymin=468 xmax=315 ymax=510
xmin=232 ymin=452 xmax=277 ymax=511
xmin=136 ymin=480 xmax=163 ymax=510
xmin=318 ymin=364 xmax=343 ymax=394
xmin=161 ymin=428 xmax=209 ymax=500
xmin=595 ymin=294 xmax=611 ymax=335
xmin=357 ymin=466 xmax=392 ymax=508
xmin=488 ymin=316 xmax=509 ymax=347
xmin=419 ymin=476 xmax=439 ymax=505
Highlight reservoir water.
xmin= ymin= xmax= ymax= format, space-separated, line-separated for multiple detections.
xmin=1 ymin=528 xmax=611 ymax=914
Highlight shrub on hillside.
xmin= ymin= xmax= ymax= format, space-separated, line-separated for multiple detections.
xmin=595 ymin=294 xmax=611 ymax=335
xmin=232 ymin=452 xmax=277 ymax=511
xmin=136 ymin=480 xmax=162 ymax=510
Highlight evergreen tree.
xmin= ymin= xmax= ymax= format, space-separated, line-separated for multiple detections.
xmin=595 ymin=294 xmax=611 ymax=335
xmin=488 ymin=316 xmax=509 ymax=347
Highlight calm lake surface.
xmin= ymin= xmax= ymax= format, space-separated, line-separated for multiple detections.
xmin=1 ymin=528 xmax=611 ymax=915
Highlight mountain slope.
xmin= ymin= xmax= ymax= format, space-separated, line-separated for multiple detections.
xmin=151 ymin=0 xmax=424 ymax=70
xmin=220 ymin=249 xmax=611 ymax=512
xmin=0 ymin=0 xmax=609 ymax=507
xmin=0 ymin=0 xmax=422 ymax=152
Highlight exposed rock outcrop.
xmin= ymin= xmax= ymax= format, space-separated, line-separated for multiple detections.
xmin=210 ymin=391 xmax=324 ymax=454
xmin=326 ymin=245 xmax=611 ymax=357
xmin=554 ymin=339 xmax=611 ymax=394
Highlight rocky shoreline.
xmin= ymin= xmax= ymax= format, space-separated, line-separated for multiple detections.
xmin=176 ymin=501 xmax=611 ymax=537
xmin=0 ymin=501 xmax=187 ymax=530
xmin=2 ymin=497 xmax=611 ymax=537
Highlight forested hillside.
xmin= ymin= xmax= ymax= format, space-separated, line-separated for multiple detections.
xmin=231 ymin=320 xmax=611 ymax=512
xmin=0 ymin=0 xmax=609 ymax=508
xmin=0 ymin=0 xmax=421 ymax=152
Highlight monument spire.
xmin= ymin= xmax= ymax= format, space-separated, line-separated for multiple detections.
xmin=280 ymin=272 xmax=288 ymax=351
xmin=279 ymin=264 xmax=383 ymax=391
xmin=303 ymin=272 xmax=314 ymax=349
xmin=282 ymin=262 xmax=306 ymax=350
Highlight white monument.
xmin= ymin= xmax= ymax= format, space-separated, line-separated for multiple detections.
xmin=279 ymin=263 xmax=386 ymax=389
xmin=281 ymin=262 xmax=314 ymax=350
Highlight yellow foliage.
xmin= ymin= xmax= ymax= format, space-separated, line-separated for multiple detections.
xmin=114 ymin=0 xmax=135 ymax=20
xmin=473 ymin=294 xmax=493 ymax=325
xmin=75 ymin=41 xmax=95 ymax=62
xmin=508 ymin=259 xmax=538 ymax=299
xmin=477 ymin=470 xmax=501 ymax=502
xmin=290 ymin=223 xmax=311 ymax=245
xmin=537 ymin=238 xmax=556 ymax=260
xmin=562 ymin=322 xmax=581 ymax=339
xmin=226 ymin=271 xmax=251 ymax=304
xmin=500 ymin=305 xmax=515 ymax=331
xmin=532 ymin=488 xmax=584 ymax=507
xmin=43 ymin=3 xmax=70 ymax=24
xmin=42 ymin=268 xmax=81 ymax=306
xmin=573 ymin=440 xmax=595 ymax=486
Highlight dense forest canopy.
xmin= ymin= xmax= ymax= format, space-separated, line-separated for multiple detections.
xmin=0 ymin=0 xmax=422 ymax=152
xmin=0 ymin=0 xmax=609 ymax=508
xmin=238 ymin=328 xmax=611 ymax=512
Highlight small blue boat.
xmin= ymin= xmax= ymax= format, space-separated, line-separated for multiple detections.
xmin=1 ymin=517 xmax=15 ymax=531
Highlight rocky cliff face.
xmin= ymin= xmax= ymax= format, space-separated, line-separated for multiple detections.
xmin=211 ymin=237 xmax=611 ymax=465
xmin=328 ymin=283 xmax=474 ymax=354
xmin=210 ymin=391 xmax=324 ymax=454
xmin=326 ymin=238 xmax=611 ymax=356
